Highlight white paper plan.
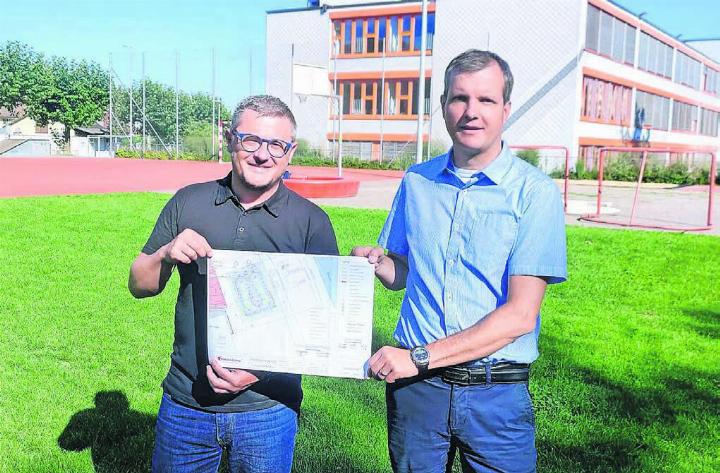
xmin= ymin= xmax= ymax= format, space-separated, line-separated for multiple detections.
xmin=207 ymin=250 xmax=375 ymax=379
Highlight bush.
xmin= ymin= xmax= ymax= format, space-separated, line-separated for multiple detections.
xmin=290 ymin=154 xmax=410 ymax=171
xmin=114 ymin=148 xmax=211 ymax=161
xmin=602 ymin=154 xmax=640 ymax=181
xmin=516 ymin=149 xmax=540 ymax=167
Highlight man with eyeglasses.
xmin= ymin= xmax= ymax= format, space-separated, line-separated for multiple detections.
xmin=129 ymin=95 xmax=338 ymax=473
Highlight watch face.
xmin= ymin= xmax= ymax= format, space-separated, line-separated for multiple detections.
xmin=412 ymin=347 xmax=429 ymax=364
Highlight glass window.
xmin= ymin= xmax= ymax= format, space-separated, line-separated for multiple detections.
xmin=355 ymin=20 xmax=364 ymax=53
xmin=586 ymin=4 xmax=600 ymax=51
xmin=427 ymin=13 xmax=435 ymax=51
xmin=353 ymin=82 xmax=361 ymax=114
xmin=366 ymin=19 xmax=375 ymax=53
xmin=611 ymin=18 xmax=624 ymax=62
xmin=401 ymin=15 xmax=412 ymax=51
xmin=390 ymin=17 xmax=399 ymax=52
xmin=344 ymin=20 xmax=352 ymax=54
xmin=705 ymin=67 xmax=720 ymax=95
xmin=700 ymin=108 xmax=719 ymax=136
xmin=387 ymin=81 xmax=397 ymax=114
xmin=672 ymin=101 xmax=698 ymax=131
xmin=624 ymin=23 xmax=635 ymax=64
xmin=412 ymin=79 xmax=419 ymax=115
xmin=379 ymin=19 xmax=386 ymax=52
xmin=637 ymin=32 xmax=648 ymax=70
xmin=333 ymin=21 xmax=341 ymax=55
xmin=414 ymin=14 xmax=422 ymax=51
xmin=636 ymin=90 xmax=670 ymax=130
xmin=598 ymin=11 xmax=613 ymax=56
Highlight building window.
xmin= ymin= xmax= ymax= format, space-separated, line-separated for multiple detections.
xmin=700 ymin=108 xmax=719 ymax=137
xmin=335 ymin=77 xmax=431 ymax=118
xmin=411 ymin=78 xmax=432 ymax=115
xmin=637 ymin=32 xmax=673 ymax=78
xmin=704 ymin=67 xmax=719 ymax=95
xmin=635 ymin=90 xmax=670 ymax=131
xmin=585 ymin=4 xmax=636 ymax=65
xmin=581 ymin=76 xmax=632 ymax=125
xmin=332 ymin=13 xmax=435 ymax=57
xmin=674 ymin=51 xmax=702 ymax=89
xmin=671 ymin=100 xmax=698 ymax=132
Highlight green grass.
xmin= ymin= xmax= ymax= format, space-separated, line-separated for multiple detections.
xmin=0 ymin=193 xmax=718 ymax=472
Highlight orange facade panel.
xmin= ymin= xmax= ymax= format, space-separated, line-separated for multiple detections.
xmin=329 ymin=3 xmax=436 ymax=20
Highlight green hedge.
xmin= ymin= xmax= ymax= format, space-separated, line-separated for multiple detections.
xmin=550 ymin=156 xmax=719 ymax=185
xmin=292 ymin=153 xmax=412 ymax=171
xmin=114 ymin=148 xmax=213 ymax=161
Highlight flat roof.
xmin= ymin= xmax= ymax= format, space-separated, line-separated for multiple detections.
xmin=267 ymin=0 xmax=420 ymax=15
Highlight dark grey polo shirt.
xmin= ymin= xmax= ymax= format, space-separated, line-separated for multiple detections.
xmin=142 ymin=173 xmax=338 ymax=413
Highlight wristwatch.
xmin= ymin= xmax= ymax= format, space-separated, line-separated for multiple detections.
xmin=410 ymin=346 xmax=430 ymax=374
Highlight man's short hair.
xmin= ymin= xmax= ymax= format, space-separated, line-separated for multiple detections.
xmin=442 ymin=50 xmax=514 ymax=104
xmin=230 ymin=95 xmax=297 ymax=140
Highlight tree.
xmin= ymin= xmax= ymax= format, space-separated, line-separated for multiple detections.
xmin=0 ymin=41 xmax=109 ymax=144
xmin=0 ymin=42 xmax=52 ymax=114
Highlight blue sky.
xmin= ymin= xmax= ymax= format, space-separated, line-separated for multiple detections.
xmin=1 ymin=0 xmax=718 ymax=108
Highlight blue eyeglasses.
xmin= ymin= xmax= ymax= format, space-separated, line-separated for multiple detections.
xmin=232 ymin=131 xmax=294 ymax=159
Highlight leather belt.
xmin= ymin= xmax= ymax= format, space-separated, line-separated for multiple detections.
xmin=441 ymin=363 xmax=530 ymax=385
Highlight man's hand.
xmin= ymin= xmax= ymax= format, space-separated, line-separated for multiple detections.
xmin=368 ymin=346 xmax=418 ymax=383
xmin=351 ymin=246 xmax=407 ymax=290
xmin=351 ymin=245 xmax=386 ymax=270
xmin=206 ymin=358 xmax=259 ymax=395
xmin=162 ymin=229 xmax=213 ymax=265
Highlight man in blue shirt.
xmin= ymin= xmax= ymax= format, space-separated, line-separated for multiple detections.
xmin=353 ymin=50 xmax=567 ymax=472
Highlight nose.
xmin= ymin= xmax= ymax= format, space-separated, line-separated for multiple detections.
xmin=251 ymin=142 xmax=273 ymax=161
xmin=463 ymin=98 xmax=481 ymax=120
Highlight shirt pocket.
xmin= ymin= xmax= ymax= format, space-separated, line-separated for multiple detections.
xmin=460 ymin=211 xmax=518 ymax=293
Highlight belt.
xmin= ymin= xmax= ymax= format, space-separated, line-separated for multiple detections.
xmin=440 ymin=363 xmax=530 ymax=385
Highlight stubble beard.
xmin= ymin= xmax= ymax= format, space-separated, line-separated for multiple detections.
xmin=236 ymin=172 xmax=282 ymax=193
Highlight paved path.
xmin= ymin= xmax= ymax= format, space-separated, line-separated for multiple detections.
xmin=1 ymin=157 xmax=717 ymax=235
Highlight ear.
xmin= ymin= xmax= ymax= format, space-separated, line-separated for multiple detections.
xmin=224 ymin=128 xmax=234 ymax=153
xmin=502 ymin=101 xmax=511 ymax=123
xmin=285 ymin=142 xmax=297 ymax=164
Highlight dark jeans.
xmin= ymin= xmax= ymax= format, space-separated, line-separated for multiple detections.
xmin=152 ymin=394 xmax=298 ymax=473
xmin=387 ymin=375 xmax=536 ymax=473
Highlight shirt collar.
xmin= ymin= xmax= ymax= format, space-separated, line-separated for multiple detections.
xmin=442 ymin=142 xmax=514 ymax=185
xmin=214 ymin=172 xmax=288 ymax=217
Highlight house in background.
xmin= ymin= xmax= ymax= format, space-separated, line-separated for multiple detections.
xmin=71 ymin=125 xmax=111 ymax=157
xmin=0 ymin=107 xmax=111 ymax=157
xmin=0 ymin=107 xmax=54 ymax=156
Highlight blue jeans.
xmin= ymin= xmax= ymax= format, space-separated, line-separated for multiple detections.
xmin=152 ymin=394 xmax=298 ymax=473
xmin=387 ymin=375 xmax=536 ymax=473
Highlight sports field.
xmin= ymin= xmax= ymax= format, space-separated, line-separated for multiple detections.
xmin=0 ymin=193 xmax=718 ymax=472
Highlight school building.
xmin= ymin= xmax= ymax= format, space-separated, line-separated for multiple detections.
xmin=265 ymin=0 xmax=720 ymax=165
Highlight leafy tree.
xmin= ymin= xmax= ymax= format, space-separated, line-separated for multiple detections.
xmin=0 ymin=41 xmax=109 ymax=144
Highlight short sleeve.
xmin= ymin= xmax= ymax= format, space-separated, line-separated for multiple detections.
xmin=306 ymin=209 xmax=339 ymax=256
xmin=508 ymin=180 xmax=567 ymax=284
xmin=377 ymin=177 xmax=409 ymax=256
xmin=142 ymin=192 xmax=182 ymax=255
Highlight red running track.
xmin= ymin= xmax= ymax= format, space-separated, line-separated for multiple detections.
xmin=0 ymin=157 xmax=404 ymax=198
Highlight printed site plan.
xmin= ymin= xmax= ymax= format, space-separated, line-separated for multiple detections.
xmin=207 ymin=250 xmax=375 ymax=379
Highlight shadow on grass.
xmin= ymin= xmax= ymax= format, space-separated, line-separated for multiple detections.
xmin=682 ymin=309 xmax=720 ymax=339
xmin=58 ymin=391 xmax=155 ymax=473
xmin=536 ymin=333 xmax=719 ymax=472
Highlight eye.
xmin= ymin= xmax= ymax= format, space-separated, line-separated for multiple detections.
xmin=268 ymin=140 xmax=287 ymax=154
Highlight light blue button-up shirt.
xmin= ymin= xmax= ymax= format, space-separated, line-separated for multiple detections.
xmin=378 ymin=144 xmax=567 ymax=364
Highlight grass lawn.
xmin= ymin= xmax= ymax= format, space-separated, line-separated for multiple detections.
xmin=0 ymin=193 xmax=718 ymax=473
